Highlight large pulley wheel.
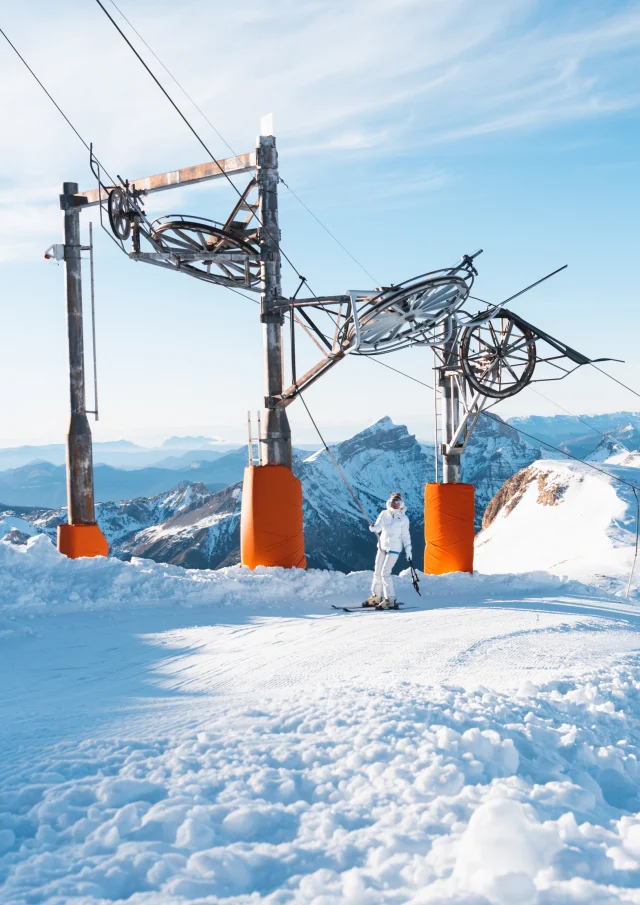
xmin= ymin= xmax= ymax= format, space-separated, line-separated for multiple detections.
xmin=345 ymin=275 xmax=471 ymax=354
xmin=108 ymin=187 xmax=131 ymax=241
xmin=460 ymin=315 xmax=536 ymax=399
xmin=150 ymin=218 xmax=260 ymax=287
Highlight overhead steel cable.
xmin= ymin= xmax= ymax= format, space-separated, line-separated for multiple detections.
xmin=469 ymin=265 xmax=568 ymax=309
xmin=590 ymin=364 xmax=640 ymax=401
xmin=92 ymin=0 xmax=309 ymax=287
xmin=278 ymin=177 xmax=381 ymax=286
xmin=295 ymin=389 xmax=373 ymax=527
xmin=0 ymin=26 xmax=117 ymax=187
xmin=105 ymin=0 xmax=237 ymax=158
xmin=360 ymin=358 xmax=640 ymax=491
xmin=105 ymin=0 xmax=381 ymax=290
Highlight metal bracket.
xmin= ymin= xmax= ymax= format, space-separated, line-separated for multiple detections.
xmin=60 ymin=193 xmax=88 ymax=211
xmin=43 ymin=244 xmax=65 ymax=261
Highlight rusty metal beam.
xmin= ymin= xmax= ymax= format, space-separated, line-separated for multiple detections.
xmin=277 ymin=351 xmax=346 ymax=407
xmin=78 ymin=152 xmax=256 ymax=208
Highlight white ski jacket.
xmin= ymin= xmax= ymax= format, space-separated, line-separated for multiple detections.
xmin=370 ymin=499 xmax=412 ymax=560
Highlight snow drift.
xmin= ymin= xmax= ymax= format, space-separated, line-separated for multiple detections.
xmin=2 ymin=535 xmax=640 ymax=903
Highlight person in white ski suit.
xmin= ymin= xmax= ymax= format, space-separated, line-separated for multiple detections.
xmin=366 ymin=492 xmax=412 ymax=608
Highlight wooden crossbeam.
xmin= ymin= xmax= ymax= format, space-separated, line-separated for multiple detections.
xmin=78 ymin=152 xmax=256 ymax=208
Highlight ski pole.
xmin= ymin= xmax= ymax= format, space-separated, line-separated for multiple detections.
xmin=408 ymin=559 xmax=421 ymax=596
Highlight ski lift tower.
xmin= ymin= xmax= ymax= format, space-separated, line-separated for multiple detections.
xmin=55 ymin=117 xmax=612 ymax=573
xmin=52 ymin=117 xmax=304 ymax=565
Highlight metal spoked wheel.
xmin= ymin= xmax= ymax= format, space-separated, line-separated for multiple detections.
xmin=151 ymin=217 xmax=260 ymax=288
xmin=460 ymin=315 xmax=536 ymax=399
xmin=108 ymin=187 xmax=131 ymax=241
xmin=347 ymin=275 xmax=471 ymax=354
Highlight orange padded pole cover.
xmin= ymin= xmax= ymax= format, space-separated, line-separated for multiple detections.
xmin=57 ymin=523 xmax=109 ymax=559
xmin=241 ymin=465 xmax=306 ymax=569
xmin=424 ymin=483 xmax=474 ymax=575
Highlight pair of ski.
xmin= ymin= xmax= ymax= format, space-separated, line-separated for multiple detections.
xmin=331 ymin=602 xmax=418 ymax=613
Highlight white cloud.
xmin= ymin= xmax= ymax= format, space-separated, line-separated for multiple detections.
xmin=0 ymin=0 xmax=638 ymax=262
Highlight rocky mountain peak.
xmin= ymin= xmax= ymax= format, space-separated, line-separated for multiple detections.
xmin=334 ymin=417 xmax=416 ymax=465
xmin=584 ymin=437 xmax=628 ymax=463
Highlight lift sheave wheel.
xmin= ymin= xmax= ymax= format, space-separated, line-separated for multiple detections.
xmin=460 ymin=314 xmax=536 ymax=399
xmin=150 ymin=217 xmax=260 ymax=288
xmin=347 ymin=275 xmax=471 ymax=355
xmin=108 ymin=187 xmax=131 ymax=241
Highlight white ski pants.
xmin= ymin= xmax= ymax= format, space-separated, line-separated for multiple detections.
xmin=371 ymin=548 xmax=399 ymax=601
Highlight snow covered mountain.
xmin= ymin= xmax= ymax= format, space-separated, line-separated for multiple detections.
xmin=476 ymin=458 xmax=638 ymax=592
xmin=3 ymin=414 xmax=543 ymax=572
xmin=462 ymin=413 xmax=541 ymax=529
xmin=118 ymin=484 xmax=242 ymax=569
xmin=584 ymin=436 xmax=629 ymax=462
xmin=31 ymin=482 xmax=215 ymax=547
xmin=508 ymin=411 xmax=640 ymax=458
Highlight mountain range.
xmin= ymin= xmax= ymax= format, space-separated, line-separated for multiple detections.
xmin=509 ymin=411 xmax=640 ymax=459
xmin=0 ymin=450 xmax=251 ymax=508
xmin=3 ymin=414 xmax=543 ymax=572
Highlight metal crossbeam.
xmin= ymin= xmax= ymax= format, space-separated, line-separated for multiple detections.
xmin=130 ymin=251 xmax=258 ymax=264
xmin=78 ymin=152 xmax=256 ymax=208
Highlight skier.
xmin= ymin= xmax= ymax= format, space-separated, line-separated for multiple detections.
xmin=365 ymin=492 xmax=412 ymax=608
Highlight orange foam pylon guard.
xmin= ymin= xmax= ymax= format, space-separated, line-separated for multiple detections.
xmin=424 ymin=483 xmax=474 ymax=575
xmin=241 ymin=465 xmax=306 ymax=569
xmin=57 ymin=523 xmax=109 ymax=559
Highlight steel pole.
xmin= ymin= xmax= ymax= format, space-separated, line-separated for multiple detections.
xmin=257 ymin=131 xmax=292 ymax=467
xmin=441 ymin=318 xmax=462 ymax=483
xmin=61 ymin=182 xmax=97 ymax=524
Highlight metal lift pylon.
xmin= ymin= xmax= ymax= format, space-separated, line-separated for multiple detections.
xmin=54 ymin=120 xmax=304 ymax=566
xmin=55 ymin=182 xmax=108 ymax=558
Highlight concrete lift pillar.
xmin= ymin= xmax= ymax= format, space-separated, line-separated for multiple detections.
xmin=57 ymin=182 xmax=108 ymax=558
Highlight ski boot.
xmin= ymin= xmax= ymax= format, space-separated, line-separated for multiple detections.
xmin=363 ymin=595 xmax=381 ymax=608
xmin=377 ymin=598 xmax=398 ymax=610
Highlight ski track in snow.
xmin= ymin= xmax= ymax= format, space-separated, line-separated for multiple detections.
xmin=3 ymin=537 xmax=640 ymax=902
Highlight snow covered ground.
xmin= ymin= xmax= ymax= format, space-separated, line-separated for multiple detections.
xmin=2 ymin=535 xmax=640 ymax=903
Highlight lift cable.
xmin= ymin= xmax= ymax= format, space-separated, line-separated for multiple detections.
xmin=104 ymin=0 xmax=381 ymax=289
xmin=527 ymin=387 xmax=608 ymax=439
xmin=469 ymin=264 xmax=568 ymax=309
xmin=296 ymin=390 xmax=374 ymax=526
xmin=278 ymin=178 xmax=380 ymax=286
xmin=590 ymin=363 xmax=640 ymax=401
xmin=364 ymin=358 xmax=640 ymax=592
xmin=360 ymin=358 xmax=640 ymax=491
xmin=105 ymin=0 xmax=235 ymax=159
xmin=0 ymin=26 xmax=117 ymax=187
xmin=93 ymin=0 xmax=309 ymax=287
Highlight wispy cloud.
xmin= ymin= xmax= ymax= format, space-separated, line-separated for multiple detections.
xmin=0 ymin=0 xmax=639 ymax=259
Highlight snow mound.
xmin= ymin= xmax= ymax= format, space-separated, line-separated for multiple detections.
xmin=476 ymin=459 xmax=638 ymax=592
xmin=0 ymin=532 xmax=596 ymax=623
xmin=2 ymin=663 xmax=640 ymax=903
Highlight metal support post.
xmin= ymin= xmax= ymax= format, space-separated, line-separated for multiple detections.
xmin=441 ymin=318 xmax=462 ymax=483
xmin=257 ymin=126 xmax=292 ymax=468
xmin=61 ymin=182 xmax=98 ymax=524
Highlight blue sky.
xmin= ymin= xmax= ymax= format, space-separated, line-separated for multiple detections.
xmin=1 ymin=0 xmax=639 ymax=445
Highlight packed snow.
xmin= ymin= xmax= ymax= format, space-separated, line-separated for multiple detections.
xmin=2 ymin=528 xmax=640 ymax=903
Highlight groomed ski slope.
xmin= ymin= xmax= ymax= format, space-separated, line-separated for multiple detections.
xmin=2 ymin=536 xmax=640 ymax=903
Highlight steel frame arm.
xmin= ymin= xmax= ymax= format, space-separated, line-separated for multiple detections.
xmin=78 ymin=153 xmax=256 ymax=208
xmin=278 ymin=351 xmax=346 ymax=407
